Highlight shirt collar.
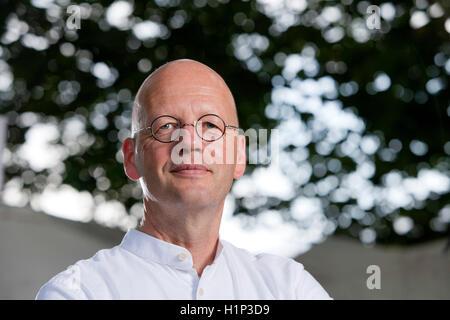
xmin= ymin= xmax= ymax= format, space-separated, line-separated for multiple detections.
xmin=120 ymin=228 xmax=224 ymax=271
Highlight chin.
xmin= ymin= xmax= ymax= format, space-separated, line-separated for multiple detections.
xmin=173 ymin=195 xmax=212 ymax=210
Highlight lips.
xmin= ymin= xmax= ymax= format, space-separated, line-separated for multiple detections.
xmin=170 ymin=164 xmax=211 ymax=175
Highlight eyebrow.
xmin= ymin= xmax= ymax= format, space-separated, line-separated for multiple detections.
xmin=133 ymin=112 xmax=238 ymax=133
xmin=149 ymin=113 xmax=226 ymax=124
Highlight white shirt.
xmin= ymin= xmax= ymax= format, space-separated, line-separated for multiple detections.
xmin=36 ymin=228 xmax=332 ymax=300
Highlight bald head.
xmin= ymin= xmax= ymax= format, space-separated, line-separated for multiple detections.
xmin=132 ymin=59 xmax=238 ymax=133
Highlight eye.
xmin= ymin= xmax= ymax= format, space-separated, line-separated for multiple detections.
xmin=159 ymin=123 xmax=175 ymax=130
xmin=205 ymin=122 xmax=218 ymax=129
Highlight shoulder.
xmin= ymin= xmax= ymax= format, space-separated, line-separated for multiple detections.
xmin=254 ymin=252 xmax=333 ymax=299
xmin=221 ymin=241 xmax=332 ymax=300
xmin=36 ymin=246 xmax=126 ymax=300
xmin=222 ymin=240 xmax=303 ymax=271
xmin=35 ymin=263 xmax=85 ymax=299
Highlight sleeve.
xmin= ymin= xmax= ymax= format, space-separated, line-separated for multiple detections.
xmin=295 ymin=268 xmax=333 ymax=300
xmin=35 ymin=265 xmax=89 ymax=300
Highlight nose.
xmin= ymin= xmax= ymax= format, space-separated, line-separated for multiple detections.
xmin=179 ymin=123 xmax=196 ymax=144
xmin=177 ymin=123 xmax=202 ymax=159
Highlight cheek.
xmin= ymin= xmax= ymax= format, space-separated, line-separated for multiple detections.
xmin=202 ymin=136 xmax=237 ymax=165
xmin=135 ymin=140 xmax=171 ymax=175
xmin=226 ymin=136 xmax=238 ymax=161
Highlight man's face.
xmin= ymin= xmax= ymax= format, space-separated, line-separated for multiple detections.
xmin=123 ymin=61 xmax=246 ymax=209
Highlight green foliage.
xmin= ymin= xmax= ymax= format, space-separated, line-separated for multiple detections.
xmin=1 ymin=0 xmax=449 ymax=245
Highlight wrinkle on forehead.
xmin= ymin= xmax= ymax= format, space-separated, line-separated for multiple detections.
xmin=132 ymin=59 xmax=237 ymax=132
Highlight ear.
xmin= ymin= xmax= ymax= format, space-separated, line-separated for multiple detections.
xmin=122 ymin=137 xmax=140 ymax=181
xmin=233 ymin=134 xmax=246 ymax=179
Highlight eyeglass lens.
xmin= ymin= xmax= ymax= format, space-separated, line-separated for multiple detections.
xmin=151 ymin=114 xmax=225 ymax=142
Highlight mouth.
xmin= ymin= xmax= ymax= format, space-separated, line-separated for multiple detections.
xmin=170 ymin=164 xmax=211 ymax=176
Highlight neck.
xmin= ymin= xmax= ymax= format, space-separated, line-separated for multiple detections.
xmin=138 ymin=200 xmax=224 ymax=277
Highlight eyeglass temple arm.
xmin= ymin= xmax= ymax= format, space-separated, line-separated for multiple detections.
xmin=132 ymin=126 xmax=152 ymax=138
xmin=225 ymin=125 xmax=240 ymax=130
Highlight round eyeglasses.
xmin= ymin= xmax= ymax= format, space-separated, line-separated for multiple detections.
xmin=133 ymin=114 xmax=240 ymax=143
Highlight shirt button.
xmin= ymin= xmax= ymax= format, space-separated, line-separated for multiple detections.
xmin=178 ymin=252 xmax=187 ymax=261
xmin=198 ymin=288 xmax=204 ymax=296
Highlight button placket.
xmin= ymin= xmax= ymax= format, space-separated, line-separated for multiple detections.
xmin=196 ymin=264 xmax=215 ymax=299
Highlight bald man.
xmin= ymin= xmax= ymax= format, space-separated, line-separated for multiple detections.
xmin=36 ymin=59 xmax=332 ymax=300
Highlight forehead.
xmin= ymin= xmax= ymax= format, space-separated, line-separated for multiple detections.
xmin=136 ymin=75 xmax=236 ymax=125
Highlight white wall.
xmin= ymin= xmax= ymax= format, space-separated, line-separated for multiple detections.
xmin=1 ymin=205 xmax=449 ymax=299
xmin=297 ymin=234 xmax=450 ymax=299
xmin=0 ymin=205 xmax=124 ymax=299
